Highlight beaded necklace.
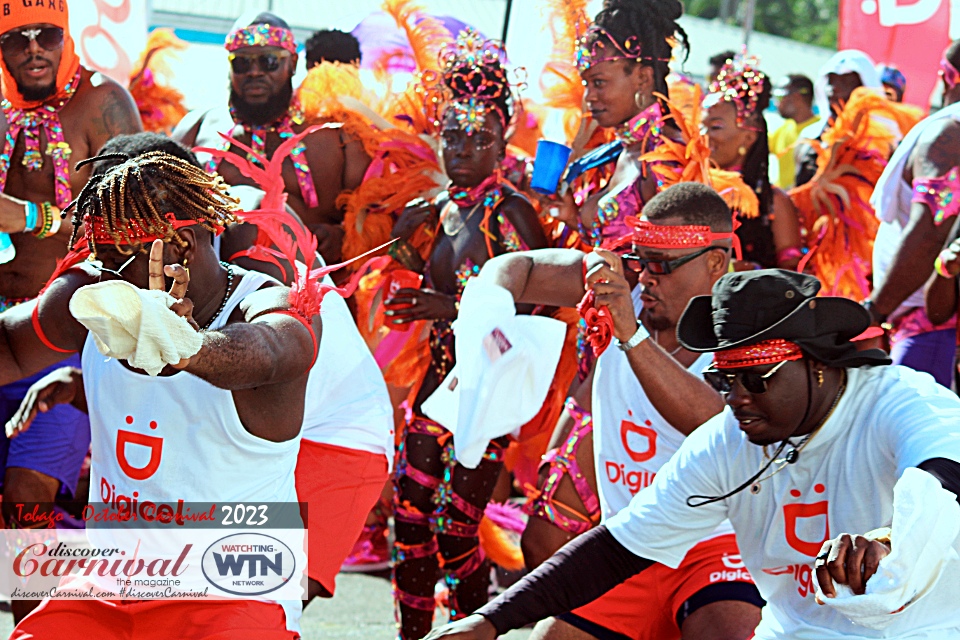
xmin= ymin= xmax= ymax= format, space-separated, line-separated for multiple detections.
xmin=614 ymin=102 xmax=663 ymax=148
xmin=200 ymin=262 xmax=236 ymax=331
xmin=206 ymin=98 xmax=318 ymax=209
xmin=0 ymin=67 xmax=82 ymax=209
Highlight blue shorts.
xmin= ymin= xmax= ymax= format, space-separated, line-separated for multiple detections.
xmin=0 ymin=355 xmax=90 ymax=498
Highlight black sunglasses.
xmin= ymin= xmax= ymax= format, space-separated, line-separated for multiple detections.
xmin=622 ymin=246 xmax=726 ymax=276
xmin=228 ymin=51 xmax=290 ymax=74
xmin=0 ymin=26 xmax=64 ymax=55
xmin=702 ymin=359 xmax=790 ymax=395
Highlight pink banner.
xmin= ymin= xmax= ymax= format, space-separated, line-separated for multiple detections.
xmin=839 ymin=0 xmax=955 ymax=107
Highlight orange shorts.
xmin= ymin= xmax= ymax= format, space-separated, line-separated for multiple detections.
xmin=11 ymin=598 xmax=297 ymax=639
xmin=295 ymin=440 xmax=389 ymax=594
xmin=564 ymin=534 xmax=761 ymax=640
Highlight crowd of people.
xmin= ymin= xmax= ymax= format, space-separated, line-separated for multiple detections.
xmin=0 ymin=0 xmax=958 ymax=638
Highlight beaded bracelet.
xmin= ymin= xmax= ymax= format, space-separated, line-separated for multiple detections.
xmin=33 ymin=202 xmax=61 ymax=239
xmin=22 ymin=202 xmax=39 ymax=233
xmin=934 ymin=254 xmax=956 ymax=279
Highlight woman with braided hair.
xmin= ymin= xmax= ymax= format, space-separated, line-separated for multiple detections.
xmin=702 ymin=54 xmax=803 ymax=270
xmin=0 ymin=150 xmax=321 ymax=638
xmin=383 ymin=29 xmax=549 ymax=640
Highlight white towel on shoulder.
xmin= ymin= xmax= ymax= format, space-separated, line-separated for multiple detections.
xmin=69 ymin=280 xmax=203 ymax=377
xmin=422 ymin=278 xmax=565 ymax=468
xmin=815 ymin=467 xmax=960 ymax=630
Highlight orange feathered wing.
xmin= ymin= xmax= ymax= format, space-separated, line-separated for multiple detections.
xmin=540 ymin=0 xmax=590 ymax=144
xmin=128 ymin=28 xmax=188 ymax=134
xmin=788 ymin=88 xmax=913 ymax=300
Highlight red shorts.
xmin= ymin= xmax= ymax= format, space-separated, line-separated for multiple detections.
xmin=566 ymin=534 xmax=759 ymax=640
xmin=295 ymin=440 xmax=389 ymax=594
xmin=11 ymin=599 xmax=297 ymax=639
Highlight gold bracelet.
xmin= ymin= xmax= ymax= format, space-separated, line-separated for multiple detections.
xmin=33 ymin=202 xmax=61 ymax=239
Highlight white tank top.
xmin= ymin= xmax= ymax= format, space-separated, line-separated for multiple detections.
xmin=80 ymin=271 xmax=304 ymax=627
xmin=82 ymin=270 xmax=300 ymax=506
xmin=592 ymin=286 xmax=733 ymax=539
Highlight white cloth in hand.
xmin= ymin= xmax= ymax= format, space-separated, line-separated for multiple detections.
xmin=815 ymin=467 xmax=960 ymax=630
xmin=69 ymin=280 xmax=203 ymax=377
xmin=422 ymin=278 xmax=565 ymax=468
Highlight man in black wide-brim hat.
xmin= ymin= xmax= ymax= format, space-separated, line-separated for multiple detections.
xmin=423 ymin=269 xmax=960 ymax=640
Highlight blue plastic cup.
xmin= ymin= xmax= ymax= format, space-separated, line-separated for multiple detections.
xmin=530 ymin=140 xmax=573 ymax=195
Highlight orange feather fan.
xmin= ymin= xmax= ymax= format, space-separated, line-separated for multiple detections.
xmin=128 ymin=29 xmax=188 ymax=134
xmin=789 ymin=88 xmax=921 ymax=300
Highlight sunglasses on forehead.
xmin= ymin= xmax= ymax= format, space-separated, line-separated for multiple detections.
xmin=621 ymin=246 xmax=727 ymax=275
xmin=0 ymin=26 xmax=64 ymax=55
xmin=228 ymin=50 xmax=291 ymax=74
xmin=702 ymin=359 xmax=790 ymax=395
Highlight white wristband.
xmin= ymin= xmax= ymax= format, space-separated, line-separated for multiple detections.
xmin=615 ymin=322 xmax=649 ymax=352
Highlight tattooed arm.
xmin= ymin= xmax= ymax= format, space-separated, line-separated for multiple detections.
xmin=86 ymin=73 xmax=143 ymax=154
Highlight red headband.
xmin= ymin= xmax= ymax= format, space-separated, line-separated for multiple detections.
xmin=84 ymin=212 xmax=224 ymax=247
xmin=940 ymin=57 xmax=960 ymax=90
xmin=627 ymin=216 xmax=735 ymax=248
xmin=713 ymin=339 xmax=803 ymax=368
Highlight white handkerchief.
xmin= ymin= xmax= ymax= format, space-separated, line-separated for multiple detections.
xmin=70 ymin=280 xmax=203 ymax=376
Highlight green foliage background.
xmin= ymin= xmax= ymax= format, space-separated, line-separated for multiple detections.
xmin=686 ymin=0 xmax=839 ymax=48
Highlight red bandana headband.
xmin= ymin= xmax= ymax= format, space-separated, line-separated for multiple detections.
xmin=225 ymin=24 xmax=297 ymax=54
xmin=713 ymin=338 xmax=804 ymax=368
xmin=940 ymin=57 xmax=960 ymax=90
xmin=83 ymin=212 xmax=224 ymax=248
xmin=626 ymin=216 xmax=741 ymax=259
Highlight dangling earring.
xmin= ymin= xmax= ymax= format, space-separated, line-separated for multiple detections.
xmin=634 ymin=91 xmax=648 ymax=111
xmin=816 ymin=368 xmax=824 ymax=387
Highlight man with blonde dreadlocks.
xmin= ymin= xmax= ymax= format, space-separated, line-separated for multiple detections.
xmin=173 ymin=10 xmax=370 ymax=265
xmin=0 ymin=3 xmax=140 ymax=618
xmin=0 ymin=150 xmax=318 ymax=638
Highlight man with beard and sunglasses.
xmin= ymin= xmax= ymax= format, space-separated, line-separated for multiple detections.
xmin=448 ymin=183 xmax=764 ymax=640
xmin=174 ymin=11 xmax=370 ymax=265
xmin=0 ymin=0 xmax=140 ymax=617
xmin=425 ymin=269 xmax=960 ymax=640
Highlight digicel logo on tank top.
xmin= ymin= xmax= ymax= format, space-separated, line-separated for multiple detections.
xmin=605 ymin=417 xmax=659 ymax=495
xmin=116 ymin=415 xmax=163 ymax=480
xmin=97 ymin=415 xmax=198 ymax=526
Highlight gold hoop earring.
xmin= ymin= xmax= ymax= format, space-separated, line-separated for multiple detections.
xmin=634 ymin=91 xmax=648 ymax=111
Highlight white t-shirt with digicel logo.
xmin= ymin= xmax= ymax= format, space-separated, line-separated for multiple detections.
xmin=605 ymin=364 xmax=960 ymax=639
xmin=592 ymin=286 xmax=732 ymax=538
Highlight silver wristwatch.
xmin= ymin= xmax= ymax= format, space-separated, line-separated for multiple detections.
xmin=615 ymin=323 xmax=649 ymax=352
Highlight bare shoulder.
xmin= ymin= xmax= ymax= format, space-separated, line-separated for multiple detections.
xmin=911 ymin=119 xmax=960 ymax=178
xmin=171 ymin=109 xmax=208 ymax=146
xmin=83 ymin=72 xmax=143 ymax=141
xmin=500 ymin=189 xmax=538 ymax=222
xmin=772 ymin=187 xmax=796 ymax=210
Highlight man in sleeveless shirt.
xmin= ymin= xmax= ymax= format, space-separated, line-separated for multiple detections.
xmin=173 ymin=10 xmax=370 ymax=265
xmin=0 ymin=150 xmax=318 ymax=638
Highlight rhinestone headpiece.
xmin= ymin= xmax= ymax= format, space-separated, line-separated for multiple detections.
xmin=437 ymin=29 xmax=516 ymax=136
xmin=707 ymin=50 xmax=767 ymax=128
